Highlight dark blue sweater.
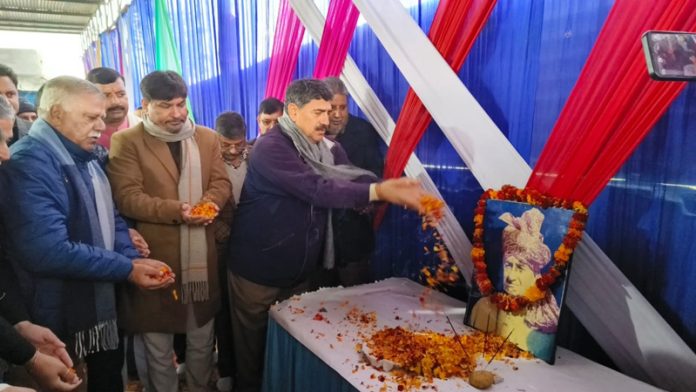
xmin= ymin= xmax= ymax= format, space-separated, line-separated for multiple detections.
xmin=227 ymin=128 xmax=373 ymax=288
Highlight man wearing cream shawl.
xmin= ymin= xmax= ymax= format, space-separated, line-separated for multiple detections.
xmin=107 ymin=71 xmax=231 ymax=392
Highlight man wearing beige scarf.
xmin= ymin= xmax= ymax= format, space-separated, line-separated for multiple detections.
xmin=107 ymin=71 xmax=231 ymax=392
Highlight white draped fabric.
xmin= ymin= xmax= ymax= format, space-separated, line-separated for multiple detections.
xmin=289 ymin=0 xmax=474 ymax=281
xmin=291 ymin=0 xmax=696 ymax=390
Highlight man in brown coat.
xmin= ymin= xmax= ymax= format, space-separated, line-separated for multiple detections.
xmin=107 ymin=71 xmax=231 ymax=392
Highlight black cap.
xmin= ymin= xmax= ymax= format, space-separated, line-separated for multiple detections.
xmin=17 ymin=100 xmax=36 ymax=115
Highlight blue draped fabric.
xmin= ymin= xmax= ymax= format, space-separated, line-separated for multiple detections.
xmin=98 ymin=29 xmax=122 ymax=73
xmin=217 ymin=0 xmax=277 ymax=135
xmin=166 ymin=0 xmax=221 ymax=125
xmin=118 ymin=0 xmax=156 ymax=107
xmin=92 ymin=0 xmax=696 ymax=366
xmin=588 ymin=85 xmax=696 ymax=353
xmin=216 ymin=0 xmax=243 ymax=127
xmin=262 ymin=319 xmax=357 ymax=392
xmin=82 ymin=42 xmax=98 ymax=73
xmin=118 ymin=0 xmax=312 ymax=131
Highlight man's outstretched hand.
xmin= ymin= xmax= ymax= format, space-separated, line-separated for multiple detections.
xmin=128 ymin=228 xmax=150 ymax=257
xmin=14 ymin=321 xmax=72 ymax=368
xmin=181 ymin=201 xmax=219 ymax=226
xmin=128 ymin=259 xmax=175 ymax=290
xmin=375 ymin=178 xmax=428 ymax=212
xmin=25 ymin=351 xmax=81 ymax=391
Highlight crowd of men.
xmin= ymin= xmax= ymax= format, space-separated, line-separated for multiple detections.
xmin=0 ymin=63 xmax=427 ymax=392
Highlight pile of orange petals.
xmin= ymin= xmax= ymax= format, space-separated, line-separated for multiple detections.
xmin=190 ymin=201 xmax=217 ymax=219
xmin=364 ymin=327 xmax=532 ymax=382
xmin=345 ymin=307 xmax=378 ymax=327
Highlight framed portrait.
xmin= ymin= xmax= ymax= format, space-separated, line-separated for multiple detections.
xmin=464 ymin=200 xmax=574 ymax=364
xmin=642 ymin=31 xmax=696 ymax=81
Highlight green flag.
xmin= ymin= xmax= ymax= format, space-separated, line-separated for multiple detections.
xmin=154 ymin=0 xmax=194 ymax=121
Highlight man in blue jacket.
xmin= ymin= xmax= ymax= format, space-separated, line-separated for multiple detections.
xmin=0 ymin=76 xmax=174 ymax=392
xmin=227 ymin=78 xmax=427 ymax=391
xmin=0 ymin=95 xmax=80 ymax=391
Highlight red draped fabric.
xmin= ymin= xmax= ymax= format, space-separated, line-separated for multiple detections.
xmin=381 ymin=0 xmax=497 ymax=182
xmin=264 ymin=0 xmax=306 ymax=100
xmin=375 ymin=0 xmax=496 ymax=227
xmin=312 ymin=0 xmax=360 ymax=78
xmin=527 ymin=0 xmax=696 ymax=205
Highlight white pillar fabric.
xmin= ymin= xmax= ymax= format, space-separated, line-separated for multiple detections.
xmin=347 ymin=0 xmax=696 ymax=391
xmin=289 ymin=0 xmax=474 ymax=281
xmin=352 ymin=1 xmax=533 ymax=191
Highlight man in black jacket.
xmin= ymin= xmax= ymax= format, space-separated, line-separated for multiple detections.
xmin=320 ymin=77 xmax=386 ymax=286
xmin=0 ymin=276 xmax=81 ymax=391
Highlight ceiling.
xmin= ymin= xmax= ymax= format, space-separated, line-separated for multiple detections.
xmin=0 ymin=0 xmax=102 ymax=34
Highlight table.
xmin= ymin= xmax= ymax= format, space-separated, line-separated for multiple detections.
xmin=263 ymin=278 xmax=661 ymax=391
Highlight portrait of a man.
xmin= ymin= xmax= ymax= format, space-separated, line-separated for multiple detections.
xmin=466 ymin=201 xmax=573 ymax=363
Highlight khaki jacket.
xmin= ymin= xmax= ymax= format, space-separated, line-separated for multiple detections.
xmin=107 ymin=123 xmax=231 ymax=333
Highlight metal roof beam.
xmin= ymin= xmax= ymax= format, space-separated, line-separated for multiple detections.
xmin=45 ymin=0 xmax=102 ymax=4
xmin=0 ymin=20 xmax=86 ymax=28
xmin=0 ymin=7 xmax=93 ymax=17
xmin=0 ymin=25 xmax=83 ymax=33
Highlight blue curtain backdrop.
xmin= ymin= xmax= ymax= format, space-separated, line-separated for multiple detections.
xmin=217 ymin=0 xmax=279 ymax=136
xmin=98 ymin=29 xmax=123 ymax=73
xmin=83 ymin=41 xmax=97 ymax=73
xmin=117 ymin=0 xmax=156 ymax=108
xmin=88 ymin=0 xmax=696 ymax=364
xmin=166 ymin=0 xmax=222 ymax=125
xmin=121 ymin=0 xmax=285 ymax=132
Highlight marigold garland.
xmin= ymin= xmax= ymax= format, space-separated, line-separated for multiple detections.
xmin=420 ymin=195 xmax=445 ymax=229
xmin=472 ymin=185 xmax=588 ymax=312
xmin=418 ymin=196 xmax=460 ymax=288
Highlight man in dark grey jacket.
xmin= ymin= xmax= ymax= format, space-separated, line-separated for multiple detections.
xmin=227 ymin=78 xmax=428 ymax=392
xmin=321 ymin=77 xmax=385 ymax=287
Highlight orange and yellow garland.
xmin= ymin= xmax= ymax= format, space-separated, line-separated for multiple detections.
xmin=472 ymin=185 xmax=589 ymax=312
xmin=419 ymin=196 xmax=461 ymax=288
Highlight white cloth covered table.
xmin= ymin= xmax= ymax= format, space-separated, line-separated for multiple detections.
xmin=269 ymin=278 xmax=661 ymax=391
